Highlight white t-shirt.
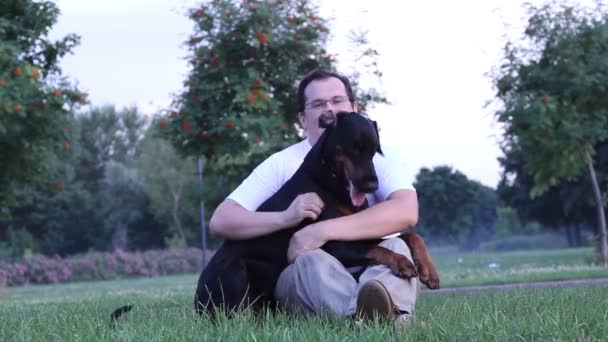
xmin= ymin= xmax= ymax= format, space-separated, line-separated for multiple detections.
xmin=228 ymin=139 xmax=416 ymax=211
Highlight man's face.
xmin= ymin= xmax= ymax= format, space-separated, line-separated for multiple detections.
xmin=299 ymin=77 xmax=357 ymax=144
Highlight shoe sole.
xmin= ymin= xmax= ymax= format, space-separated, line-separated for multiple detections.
xmin=356 ymin=280 xmax=394 ymax=321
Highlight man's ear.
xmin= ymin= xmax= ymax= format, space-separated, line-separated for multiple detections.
xmin=373 ymin=120 xmax=383 ymax=155
xmin=298 ymin=112 xmax=305 ymax=127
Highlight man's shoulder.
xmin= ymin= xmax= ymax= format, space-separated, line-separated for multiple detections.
xmin=267 ymin=139 xmax=311 ymax=163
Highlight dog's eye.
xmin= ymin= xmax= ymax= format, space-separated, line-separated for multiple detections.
xmin=353 ymin=141 xmax=365 ymax=154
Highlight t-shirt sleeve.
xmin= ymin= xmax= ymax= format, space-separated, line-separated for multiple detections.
xmin=227 ymin=154 xmax=283 ymax=211
xmin=373 ymin=147 xmax=416 ymax=202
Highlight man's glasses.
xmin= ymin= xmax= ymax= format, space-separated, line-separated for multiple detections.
xmin=304 ymin=95 xmax=350 ymax=110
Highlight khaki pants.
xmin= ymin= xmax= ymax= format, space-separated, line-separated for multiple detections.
xmin=274 ymin=237 xmax=418 ymax=317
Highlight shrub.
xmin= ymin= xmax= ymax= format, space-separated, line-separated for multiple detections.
xmin=0 ymin=248 xmax=207 ymax=287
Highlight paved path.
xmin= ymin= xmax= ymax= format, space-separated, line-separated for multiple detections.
xmin=424 ymin=277 xmax=608 ymax=295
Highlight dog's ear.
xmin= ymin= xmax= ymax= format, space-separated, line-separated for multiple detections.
xmin=318 ymin=113 xmax=336 ymax=129
xmin=373 ymin=120 xmax=383 ymax=155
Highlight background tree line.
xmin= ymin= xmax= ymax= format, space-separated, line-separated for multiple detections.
xmin=2 ymin=0 xmax=607 ymax=262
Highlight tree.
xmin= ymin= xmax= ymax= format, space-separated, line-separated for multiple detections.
xmin=1 ymin=108 xmax=169 ymax=256
xmin=162 ymin=0 xmax=387 ymax=210
xmin=497 ymin=144 xmax=600 ymax=246
xmin=98 ymin=161 xmax=147 ymax=251
xmin=491 ymin=2 xmax=608 ymax=263
xmin=76 ymin=106 xmax=146 ymax=193
xmin=464 ymin=182 xmax=498 ymax=250
xmin=137 ymin=129 xmax=200 ymax=247
xmin=413 ymin=165 xmax=496 ymax=249
xmin=0 ymin=0 xmax=85 ymax=207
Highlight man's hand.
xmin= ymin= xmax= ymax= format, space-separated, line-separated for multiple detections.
xmin=280 ymin=192 xmax=324 ymax=228
xmin=287 ymin=222 xmax=327 ymax=263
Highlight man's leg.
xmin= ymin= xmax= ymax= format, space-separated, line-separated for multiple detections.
xmin=355 ymin=237 xmax=418 ymax=315
xmin=274 ymin=249 xmax=358 ymax=317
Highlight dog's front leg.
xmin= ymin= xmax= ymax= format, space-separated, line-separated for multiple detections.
xmin=400 ymin=233 xmax=440 ymax=289
xmin=364 ymin=246 xmax=418 ymax=279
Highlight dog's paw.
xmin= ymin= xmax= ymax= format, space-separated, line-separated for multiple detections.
xmin=389 ymin=255 xmax=418 ymax=279
xmin=418 ymin=266 xmax=440 ymax=290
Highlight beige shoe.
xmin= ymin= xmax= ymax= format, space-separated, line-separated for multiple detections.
xmin=355 ymin=280 xmax=395 ymax=322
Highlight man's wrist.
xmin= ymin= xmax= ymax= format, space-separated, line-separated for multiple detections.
xmin=310 ymin=221 xmax=330 ymax=243
xmin=278 ymin=210 xmax=294 ymax=229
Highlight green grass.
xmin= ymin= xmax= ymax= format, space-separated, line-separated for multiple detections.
xmin=432 ymin=247 xmax=608 ymax=287
xmin=2 ymin=247 xmax=608 ymax=340
xmin=1 ymin=274 xmax=608 ymax=340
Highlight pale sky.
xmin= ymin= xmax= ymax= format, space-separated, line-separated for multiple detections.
xmin=48 ymin=0 xmax=592 ymax=188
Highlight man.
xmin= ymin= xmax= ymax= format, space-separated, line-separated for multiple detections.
xmin=209 ymin=68 xmax=419 ymax=324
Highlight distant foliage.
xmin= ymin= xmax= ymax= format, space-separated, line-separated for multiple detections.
xmin=0 ymin=248 xmax=206 ymax=287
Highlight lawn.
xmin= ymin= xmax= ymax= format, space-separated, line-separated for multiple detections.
xmin=431 ymin=247 xmax=608 ymax=287
xmin=1 ymin=247 xmax=607 ymax=340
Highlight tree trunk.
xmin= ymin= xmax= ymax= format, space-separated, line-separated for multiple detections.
xmin=574 ymin=224 xmax=583 ymax=247
xmin=112 ymin=222 xmax=127 ymax=251
xmin=197 ymin=157 xmax=208 ymax=267
xmin=171 ymin=192 xmax=187 ymax=245
xmin=565 ymin=225 xmax=575 ymax=247
xmin=585 ymin=149 xmax=608 ymax=265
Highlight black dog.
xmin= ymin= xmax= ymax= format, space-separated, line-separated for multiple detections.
xmin=193 ymin=112 xmax=439 ymax=316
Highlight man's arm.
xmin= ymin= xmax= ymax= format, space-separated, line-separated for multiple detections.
xmin=323 ymin=189 xmax=418 ymax=240
xmin=210 ymin=193 xmax=325 ymax=240
xmin=209 ymin=200 xmax=287 ymax=239
xmin=287 ymin=189 xmax=418 ymax=261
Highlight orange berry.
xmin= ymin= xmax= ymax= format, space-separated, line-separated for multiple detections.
xmin=13 ymin=67 xmax=22 ymax=77
xmin=13 ymin=104 xmax=22 ymax=112
xmin=181 ymin=121 xmax=192 ymax=133
xmin=209 ymin=57 xmax=221 ymax=66
xmin=53 ymin=88 xmax=61 ymax=96
xmin=255 ymin=31 xmax=269 ymax=45
xmin=541 ymin=96 xmax=549 ymax=105
xmin=53 ymin=181 xmax=63 ymax=191
xmin=32 ymin=68 xmax=40 ymax=79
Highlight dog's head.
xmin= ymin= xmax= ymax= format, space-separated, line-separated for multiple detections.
xmin=317 ymin=111 xmax=383 ymax=207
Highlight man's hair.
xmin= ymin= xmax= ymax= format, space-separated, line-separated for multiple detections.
xmin=297 ymin=68 xmax=355 ymax=113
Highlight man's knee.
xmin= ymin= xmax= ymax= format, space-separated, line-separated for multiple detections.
xmin=380 ymin=237 xmax=412 ymax=259
xmin=292 ymin=249 xmax=334 ymax=270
